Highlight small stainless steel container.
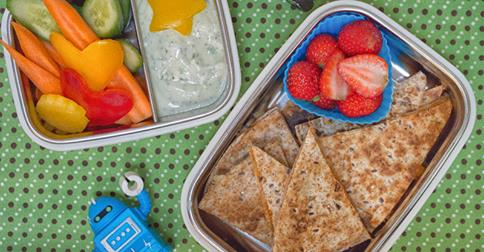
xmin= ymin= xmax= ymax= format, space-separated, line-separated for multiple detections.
xmin=1 ymin=0 xmax=240 ymax=151
xmin=181 ymin=1 xmax=476 ymax=251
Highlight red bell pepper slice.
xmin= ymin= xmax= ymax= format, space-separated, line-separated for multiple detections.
xmin=60 ymin=68 xmax=133 ymax=126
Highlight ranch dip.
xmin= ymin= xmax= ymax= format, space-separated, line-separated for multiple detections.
xmin=135 ymin=0 xmax=228 ymax=118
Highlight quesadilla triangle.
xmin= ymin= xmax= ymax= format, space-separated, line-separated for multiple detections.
xmin=318 ymin=97 xmax=453 ymax=232
xmin=250 ymin=146 xmax=292 ymax=231
xmin=199 ymin=142 xmax=289 ymax=244
xmin=294 ymin=71 xmax=445 ymax=142
xmin=199 ymin=158 xmax=273 ymax=244
xmin=208 ymin=108 xmax=299 ymax=180
xmin=273 ymin=129 xmax=370 ymax=252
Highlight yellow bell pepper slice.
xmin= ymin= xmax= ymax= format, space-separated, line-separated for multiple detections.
xmin=148 ymin=0 xmax=206 ymax=35
xmin=36 ymin=94 xmax=89 ymax=133
xmin=50 ymin=32 xmax=124 ymax=91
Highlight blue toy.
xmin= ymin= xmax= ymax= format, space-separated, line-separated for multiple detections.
xmin=89 ymin=172 xmax=171 ymax=252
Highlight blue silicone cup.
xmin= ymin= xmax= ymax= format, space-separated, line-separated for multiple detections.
xmin=283 ymin=13 xmax=393 ymax=124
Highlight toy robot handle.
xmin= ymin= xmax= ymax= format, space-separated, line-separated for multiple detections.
xmin=119 ymin=172 xmax=152 ymax=220
xmin=136 ymin=190 xmax=152 ymax=220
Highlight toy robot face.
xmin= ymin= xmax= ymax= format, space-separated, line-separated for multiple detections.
xmin=89 ymin=197 xmax=128 ymax=234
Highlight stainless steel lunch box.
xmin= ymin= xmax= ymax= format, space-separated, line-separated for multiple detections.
xmin=181 ymin=1 xmax=476 ymax=251
xmin=1 ymin=0 xmax=241 ymax=151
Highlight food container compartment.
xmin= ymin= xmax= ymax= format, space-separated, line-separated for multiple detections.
xmin=181 ymin=1 xmax=476 ymax=251
xmin=1 ymin=0 xmax=240 ymax=151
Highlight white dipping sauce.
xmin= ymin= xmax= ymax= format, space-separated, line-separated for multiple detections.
xmin=135 ymin=1 xmax=228 ymax=118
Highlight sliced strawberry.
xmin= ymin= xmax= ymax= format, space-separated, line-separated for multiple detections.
xmin=337 ymin=54 xmax=388 ymax=98
xmin=337 ymin=93 xmax=382 ymax=117
xmin=312 ymin=95 xmax=336 ymax=109
xmin=287 ymin=61 xmax=321 ymax=101
xmin=305 ymin=34 xmax=338 ymax=67
xmin=319 ymin=50 xmax=350 ymax=101
xmin=338 ymin=20 xmax=383 ymax=55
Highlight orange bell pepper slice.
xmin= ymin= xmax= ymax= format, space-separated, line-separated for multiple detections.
xmin=50 ymin=32 xmax=124 ymax=91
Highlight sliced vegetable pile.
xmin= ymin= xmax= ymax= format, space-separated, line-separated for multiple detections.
xmin=3 ymin=0 xmax=150 ymax=135
xmin=287 ymin=20 xmax=389 ymax=118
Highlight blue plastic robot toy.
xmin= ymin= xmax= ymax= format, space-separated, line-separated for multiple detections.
xmin=88 ymin=172 xmax=171 ymax=252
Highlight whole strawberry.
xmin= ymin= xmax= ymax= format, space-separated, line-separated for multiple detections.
xmin=287 ymin=61 xmax=321 ymax=101
xmin=338 ymin=20 xmax=382 ymax=56
xmin=305 ymin=34 xmax=338 ymax=67
xmin=312 ymin=95 xmax=336 ymax=109
xmin=337 ymin=92 xmax=382 ymax=117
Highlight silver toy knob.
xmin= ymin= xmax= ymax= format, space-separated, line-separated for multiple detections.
xmin=119 ymin=172 xmax=144 ymax=197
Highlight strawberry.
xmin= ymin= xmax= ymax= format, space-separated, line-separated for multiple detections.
xmin=287 ymin=61 xmax=321 ymax=101
xmin=337 ymin=93 xmax=382 ymax=117
xmin=319 ymin=49 xmax=350 ymax=101
xmin=337 ymin=54 xmax=388 ymax=98
xmin=305 ymin=34 xmax=338 ymax=67
xmin=312 ymin=95 xmax=336 ymax=109
xmin=338 ymin=20 xmax=382 ymax=55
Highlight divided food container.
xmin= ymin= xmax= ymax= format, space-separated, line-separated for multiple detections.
xmin=1 ymin=0 xmax=241 ymax=151
xmin=181 ymin=1 xmax=476 ymax=251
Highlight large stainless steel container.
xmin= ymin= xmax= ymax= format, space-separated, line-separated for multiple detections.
xmin=1 ymin=0 xmax=240 ymax=151
xmin=181 ymin=1 xmax=476 ymax=251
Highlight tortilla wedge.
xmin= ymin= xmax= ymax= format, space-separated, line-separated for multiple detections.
xmin=199 ymin=141 xmax=289 ymax=244
xmin=389 ymin=71 xmax=428 ymax=115
xmin=199 ymin=158 xmax=273 ymax=244
xmin=318 ymin=97 xmax=452 ymax=231
xmin=295 ymin=71 xmax=444 ymax=142
xmin=210 ymin=108 xmax=299 ymax=178
xmin=273 ymin=129 xmax=370 ymax=252
xmin=250 ymin=146 xmax=291 ymax=230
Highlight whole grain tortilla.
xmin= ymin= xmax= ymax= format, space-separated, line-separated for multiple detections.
xmin=273 ymin=129 xmax=370 ymax=252
xmin=199 ymin=141 xmax=290 ymax=244
xmin=295 ymin=71 xmax=445 ymax=142
xmin=317 ymin=97 xmax=452 ymax=231
xmin=249 ymin=146 xmax=291 ymax=230
xmin=199 ymin=158 xmax=273 ymax=244
xmin=211 ymin=108 xmax=299 ymax=178
xmin=389 ymin=71 xmax=428 ymax=115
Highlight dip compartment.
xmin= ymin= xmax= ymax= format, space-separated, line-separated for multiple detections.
xmin=181 ymin=1 xmax=476 ymax=251
xmin=132 ymin=0 xmax=234 ymax=122
xmin=1 ymin=0 xmax=240 ymax=151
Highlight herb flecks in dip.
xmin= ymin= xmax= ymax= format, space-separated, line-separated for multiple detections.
xmin=136 ymin=0 xmax=228 ymax=118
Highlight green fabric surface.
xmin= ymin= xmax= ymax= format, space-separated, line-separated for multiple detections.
xmin=0 ymin=0 xmax=481 ymax=251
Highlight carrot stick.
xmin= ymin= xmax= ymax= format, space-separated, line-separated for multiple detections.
xmin=12 ymin=22 xmax=60 ymax=78
xmin=43 ymin=0 xmax=98 ymax=50
xmin=44 ymin=0 xmax=152 ymax=123
xmin=1 ymin=40 xmax=61 ymax=94
xmin=42 ymin=41 xmax=65 ymax=68
xmin=108 ymin=67 xmax=153 ymax=123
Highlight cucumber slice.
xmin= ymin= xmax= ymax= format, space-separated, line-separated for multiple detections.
xmin=6 ymin=0 xmax=60 ymax=40
xmin=119 ymin=0 xmax=132 ymax=28
xmin=81 ymin=0 xmax=124 ymax=38
xmin=119 ymin=39 xmax=143 ymax=73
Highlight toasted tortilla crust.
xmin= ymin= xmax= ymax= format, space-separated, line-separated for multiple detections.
xmin=211 ymin=108 xmax=299 ymax=178
xmin=199 ymin=158 xmax=273 ymax=244
xmin=390 ymin=71 xmax=428 ymax=115
xmin=250 ymin=146 xmax=291 ymax=231
xmin=295 ymin=72 xmax=444 ymax=142
xmin=318 ymin=98 xmax=452 ymax=231
xmin=199 ymin=141 xmax=289 ymax=244
xmin=273 ymin=129 xmax=370 ymax=252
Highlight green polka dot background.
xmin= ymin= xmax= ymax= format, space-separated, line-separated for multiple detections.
xmin=0 ymin=0 xmax=481 ymax=251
